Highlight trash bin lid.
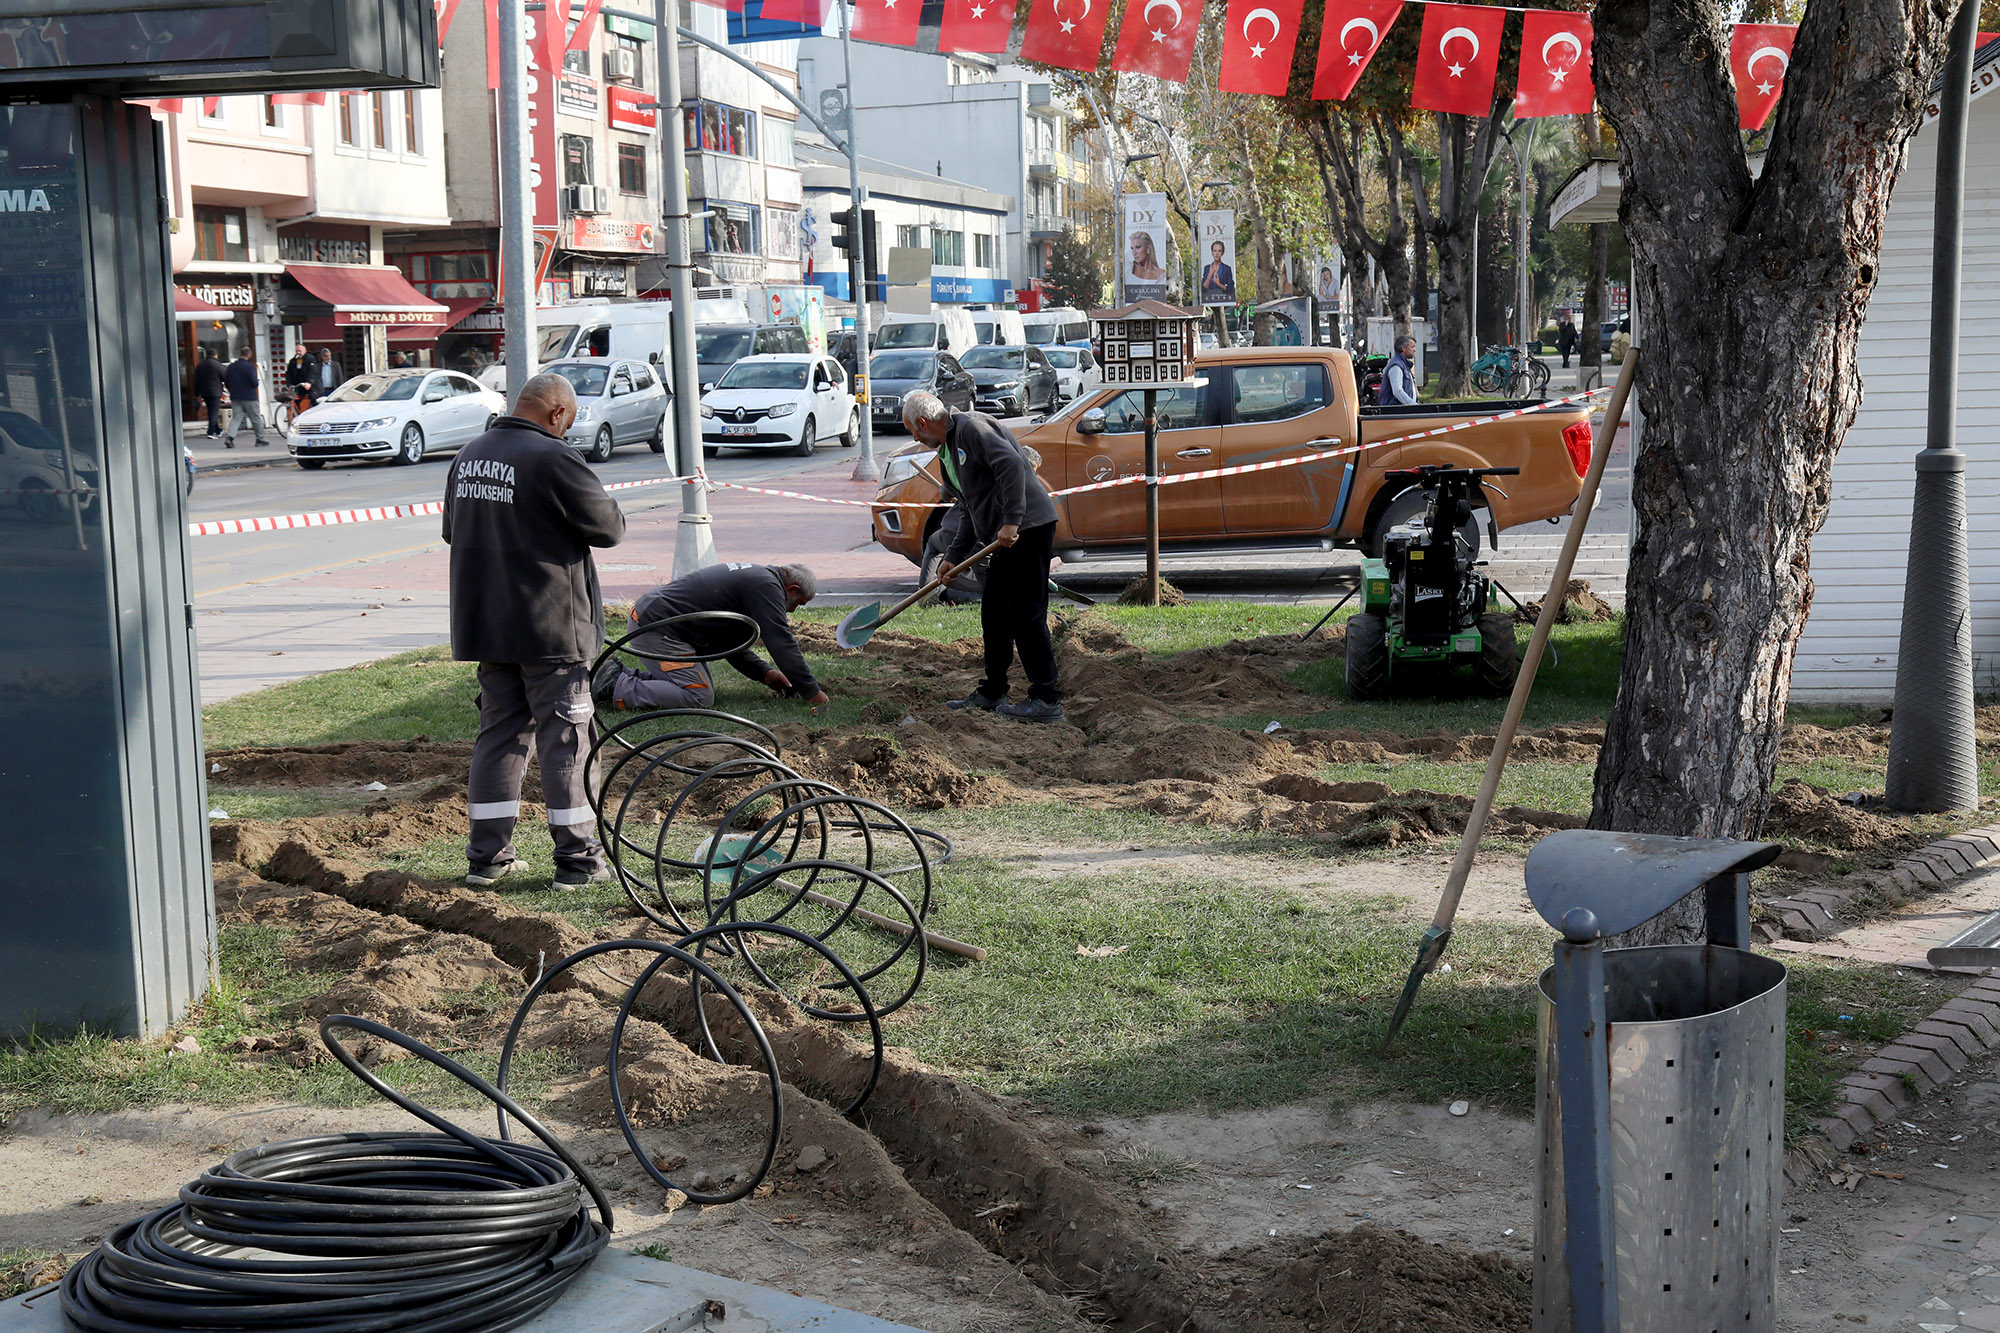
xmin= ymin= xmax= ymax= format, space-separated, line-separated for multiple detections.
xmin=1526 ymin=829 xmax=1781 ymax=939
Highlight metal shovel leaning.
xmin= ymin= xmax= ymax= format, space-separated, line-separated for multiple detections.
xmin=836 ymin=538 xmax=1005 ymax=650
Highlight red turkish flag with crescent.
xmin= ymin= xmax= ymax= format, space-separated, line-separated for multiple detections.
xmin=1219 ymin=0 xmax=1306 ymax=95
xmin=854 ymin=0 xmax=922 ymax=46
xmin=1410 ymin=2 xmax=1506 ymax=116
xmin=1731 ymin=23 xmax=1796 ymax=130
xmin=1110 ymin=0 xmax=1201 ymax=83
xmin=1311 ymin=0 xmax=1402 ymax=100
xmin=1020 ymin=0 xmax=1112 ymax=71
xmin=939 ymin=0 xmax=1016 ymax=52
xmin=759 ymin=0 xmax=828 ymax=21
xmin=1514 ymin=9 xmax=1592 ymax=118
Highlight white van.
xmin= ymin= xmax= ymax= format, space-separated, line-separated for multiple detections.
xmin=1021 ymin=306 xmax=1092 ymax=349
xmin=969 ymin=309 xmax=1025 ymax=346
xmin=873 ymin=308 xmax=977 ymax=359
xmin=479 ymin=297 xmax=754 ymax=391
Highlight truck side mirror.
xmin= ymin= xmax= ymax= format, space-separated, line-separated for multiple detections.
xmin=1077 ymin=408 xmax=1106 ymax=436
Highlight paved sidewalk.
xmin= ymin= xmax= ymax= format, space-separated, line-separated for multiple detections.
xmin=186 ymin=421 xmax=289 ymax=473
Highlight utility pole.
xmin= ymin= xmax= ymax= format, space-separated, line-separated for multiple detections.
xmin=657 ymin=0 xmax=717 ymax=575
xmin=837 ymin=1 xmax=879 ymax=482
xmin=497 ymin=0 xmax=536 ymax=402
xmin=1066 ymin=74 xmax=1124 ymax=307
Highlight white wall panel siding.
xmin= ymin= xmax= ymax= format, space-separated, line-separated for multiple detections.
xmin=1791 ymin=94 xmax=2000 ymax=701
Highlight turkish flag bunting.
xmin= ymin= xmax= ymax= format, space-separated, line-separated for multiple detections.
xmin=854 ymin=0 xmax=923 ymax=45
xmin=939 ymin=0 xmax=1017 ymax=53
xmin=1411 ymin=3 xmax=1506 ymax=116
xmin=484 ymin=0 xmax=500 ymax=85
xmin=1514 ymin=9 xmax=1592 ymax=118
xmin=437 ymin=0 xmax=464 ymax=45
xmin=1311 ymin=0 xmax=1402 ymax=100
xmin=1020 ymin=0 xmax=1111 ymax=72
xmin=1220 ymin=0 xmax=1306 ymax=95
xmin=565 ymin=0 xmax=604 ymax=51
xmin=1731 ymin=23 xmax=1796 ymax=130
xmin=1110 ymin=0 xmax=1201 ymax=82
xmin=760 ymin=0 xmax=829 ymax=22
xmin=538 ymin=0 xmax=568 ymax=72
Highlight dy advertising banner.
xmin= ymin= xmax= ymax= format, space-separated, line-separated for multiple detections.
xmin=1312 ymin=254 xmax=1343 ymax=306
xmin=1196 ymin=209 xmax=1236 ymax=307
xmin=1123 ymin=192 xmax=1173 ymax=303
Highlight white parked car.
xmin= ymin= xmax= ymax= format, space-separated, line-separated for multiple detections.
xmin=0 ymin=407 xmax=97 ymax=521
xmin=1042 ymin=345 xmax=1102 ymax=405
xmin=700 ymin=353 xmax=855 ymax=458
xmin=288 ymin=369 xmax=506 ymax=470
xmin=544 ymin=357 xmax=671 ymax=463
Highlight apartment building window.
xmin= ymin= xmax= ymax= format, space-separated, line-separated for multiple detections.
xmin=198 ymin=97 xmax=225 ymax=125
xmin=563 ymin=47 xmax=590 ymax=75
xmin=975 ymin=232 xmax=996 ymax=269
xmin=563 ymin=135 xmax=594 ymax=186
xmin=616 ymin=33 xmax=648 ymax=87
xmin=896 ymin=224 xmax=923 ymax=250
xmin=370 ymin=92 xmax=390 ymax=149
xmin=403 ymin=92 xmax=422 ymax=155
xmin=194 ymin=206 xmax=249 ymax=263
xmin=261 ymin=97 xmax=281 ymax=128
xmin=763 ymin=116 xmax=795 ymax=168
xmin=617 ymin=142 xmax=647 ymax=195
xmin=338 ymin=93 xmax=361 ymax=145
xmin=705 ymin=202 xmax=759 ymax=255
xmin=404 ymin=252 xmax=494 ymax=300
xmin=684 ymin=100 xmax=754 ymax=158
xmin=931 ymin=228 xmax=963 ymax=267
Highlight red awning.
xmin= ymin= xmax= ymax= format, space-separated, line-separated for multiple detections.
xmin=173 ymin=288 xmax=231 ymax=322
xmin=300 ymin=297 xmax=490 ymax=349
xmin=285 ymin=263 xmax=447 ymax=325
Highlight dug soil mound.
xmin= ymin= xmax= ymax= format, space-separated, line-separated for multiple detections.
xmin=1212 ymin=1224 xmax=1530 ymax=1332
xmin=1761 ymin=779 xmax=1911 ymax=852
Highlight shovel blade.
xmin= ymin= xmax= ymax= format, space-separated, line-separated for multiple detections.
xmin=836 ymin=601 xmax=884 ymax=650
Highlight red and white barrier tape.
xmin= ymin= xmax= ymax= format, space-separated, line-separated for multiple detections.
xmin=181 ymin=387 xmax=1607 ymax=537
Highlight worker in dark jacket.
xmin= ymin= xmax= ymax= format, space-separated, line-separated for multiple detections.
xmin=443 ymin=372 xmax=626 ymax=889
xmin=593 ymin=562 xmax=829 ymax=711
xmin=221 ymin=346 xmax=266 ymax=447
xmin=902 ymin=389 xmax=1064 ymax=724
xmin=192 ymin=351 xmax=225 ymax=437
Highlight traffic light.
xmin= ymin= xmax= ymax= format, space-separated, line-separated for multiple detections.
xmin=861 ymin=208 xmax=880 ymax=297
xmin=830 ymin=208 xmax=854 ymax=256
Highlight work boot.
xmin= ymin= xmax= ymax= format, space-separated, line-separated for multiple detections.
xmin=996 ymin=698 xmax=1065 ymax=725
xmin=946 ymin=688 xmax=1005 ymax=711
xmin=554 ymin=864 xmax=614 ymax=890
xmin=591 ymin=657 xmax=625 ymax=710
xmin=465 ymin=859 xmax=518 ymax=887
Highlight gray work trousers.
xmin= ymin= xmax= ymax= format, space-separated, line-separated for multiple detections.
xmin=467 ymin=660 xmax=602 ymax=873
xmin=610 ymin=659 xmax=713 ymax=711
xmin=228 ymin=398 xmax=267 ymax=445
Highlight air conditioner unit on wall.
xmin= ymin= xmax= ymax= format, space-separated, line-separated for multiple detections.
xmin=604 ymin=48 xmax=637 ymax=82
xmin=592 ymin=185 xmax=612 ymax=213
xmin=568 ymin=184 xmax=603 ymax=215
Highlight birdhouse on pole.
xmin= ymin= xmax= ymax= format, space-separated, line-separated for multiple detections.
xmin=1090 ymin=301 xmax=1201 ymax=385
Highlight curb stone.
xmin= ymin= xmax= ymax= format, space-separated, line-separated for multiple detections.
xmin=1759 ymin=823 xmax=2000 ymax=943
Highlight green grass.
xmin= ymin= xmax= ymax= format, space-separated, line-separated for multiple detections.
xmin=204 ymin=645 xmax=474 ymax=750
xmin=1 ymin=1249 xmax=70 ymax=1300
xmin=1784 ymin=961 xmax=1953 ymax=1139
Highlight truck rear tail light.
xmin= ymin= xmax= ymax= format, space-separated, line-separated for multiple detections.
xmin=1561 ymin=420 xmax=1594 ymax=478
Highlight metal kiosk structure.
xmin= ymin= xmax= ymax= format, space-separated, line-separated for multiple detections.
xmin=1526 ymin=829 xmax=1788 ymax=1333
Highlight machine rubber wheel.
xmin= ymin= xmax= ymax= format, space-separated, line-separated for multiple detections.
xmin=19 ymin=478 xmax=59 ymax=523
xmin=702 ymin=445 xmax=719 ymax=459
xmin=649 ymin=412 xmax=667 ymax=453
xmin=1371 ymin=488 xmax=1482 ymax=560
xmin=297 ymin=459 xmax=326 ymax=471
xmin=794 ymin=415 xmax=815 ymax=458
xmin=588 ymin=425 xmax=614 ymax=463
xmin=840 ymin=410 xmax=856 ymax=448
xmin=394 ymin=423 xmax=425 ymax=465
xmin=1344 ymin=613 xmax=1391 ymax=701
xmin=1475 ymin=610 xmax=1520 ymax=696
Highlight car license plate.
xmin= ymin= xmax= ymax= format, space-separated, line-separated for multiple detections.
xmin=724 ymin=423 xmax=757 ymax=436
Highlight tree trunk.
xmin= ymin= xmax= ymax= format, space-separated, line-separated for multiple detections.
xmin=1590 ymin=0 xmax=1955 ymax=945
xmin=1580 ymin=115 xmax=1607 ymax=372
xmin=1378 ymin=120 xmax=1413 ymax=336
xmin=1422 ymin=109 xmax=1509 ymax=396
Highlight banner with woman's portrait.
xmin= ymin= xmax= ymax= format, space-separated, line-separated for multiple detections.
xmin=1122 ymin=192 xmax=1172 ymax=303
xmin=1196 ymin=210 xmax=1236 ymax=308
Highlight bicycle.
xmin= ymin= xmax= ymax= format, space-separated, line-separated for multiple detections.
xmin=1469 ymin=344 xmax=1550 ymax=398
xmin=272 ymin=384 xmax=314 ymax=436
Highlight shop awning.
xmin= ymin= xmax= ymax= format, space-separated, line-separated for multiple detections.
xmin=174 ymin=288 xmax=231 ymax=322
xmin=285 ymin=263 xmax=447 ymax=325
xmin=299 ymin=297 xmax=489 ymax=349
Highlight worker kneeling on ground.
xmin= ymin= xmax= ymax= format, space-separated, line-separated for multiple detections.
xmin=443 ymin=372 xmax=626 ymax=890
xmin=901 ymin=388 xmax=1063 ymax=724
xmin=594 ymin=562 xmax=830 ymax=710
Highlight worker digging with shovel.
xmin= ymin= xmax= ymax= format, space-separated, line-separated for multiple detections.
xmin=593 ymin=562 xmax=829 ymax=710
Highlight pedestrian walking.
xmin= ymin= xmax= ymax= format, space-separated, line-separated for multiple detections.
xmin=901 ymin=389 xmax=1064 ymax=724
xmin=192 ymin=350 xmax=225 ymax=437
xmin=443 ymin=372 xmax=626 ymax=889
xmin=594 ymin=562 xmax=829 ymax=712
xmin=1556 ymin=317 xmax=1578 ymax=370
xmin=316 ymin=347 xmax=343 ymax=399
xmin=1377 ymin=334 xmax=1418 ymax=406
xmin=221 ymin=346 xmax=266 ymax=447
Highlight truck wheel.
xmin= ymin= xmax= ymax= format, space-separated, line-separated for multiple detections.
xmin=1372 ymin=489 xmax=1482 ymax=560
xmin=1344 ymin=613 xmax=1391 ymax=700
xmin=1475 ymin=611 xmax=1519 ymax=696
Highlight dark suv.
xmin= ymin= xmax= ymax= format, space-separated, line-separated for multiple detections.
xmin=695 ymin=323 xmax=811 ymax=391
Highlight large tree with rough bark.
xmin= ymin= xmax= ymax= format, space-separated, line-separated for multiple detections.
xmin=1591 ymin=0 xmax=1959 ymax=944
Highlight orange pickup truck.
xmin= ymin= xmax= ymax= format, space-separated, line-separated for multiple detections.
xmin=869 ymin=345 xmax=1595 ymax=575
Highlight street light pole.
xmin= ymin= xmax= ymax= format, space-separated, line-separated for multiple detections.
xmin=657 ymin=0 xmax=717 ymax=575
xmin=838 ymin=0 xmax=878 ymax=482
xmin=1133 ymin=109 xmax=1198 ymax=298
xmin=1064 ymin=74 xmax=1125 ymax=307
xmin=496 ymin=0 xmax=536 ymax=403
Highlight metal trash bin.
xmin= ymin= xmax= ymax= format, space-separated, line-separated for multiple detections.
xmin=1524 ymin=830 xmax=1787 ymax=1333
